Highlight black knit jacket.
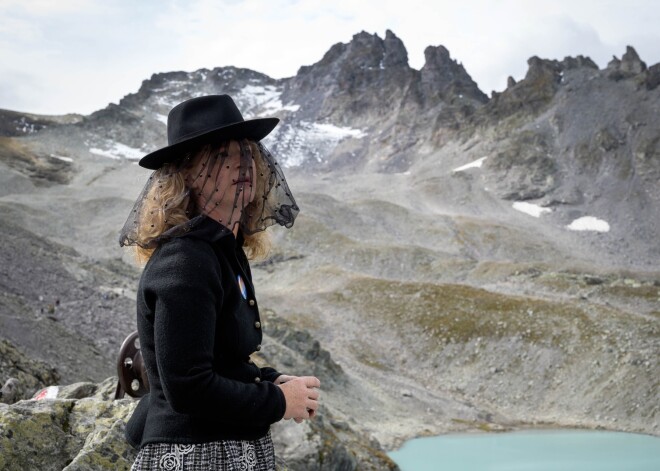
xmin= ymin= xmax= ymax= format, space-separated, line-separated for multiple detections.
xmin=124 ymin=216 xmax=286 ymax=449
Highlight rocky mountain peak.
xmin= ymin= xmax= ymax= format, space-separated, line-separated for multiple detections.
xmin=523 ymin=56 xmax=563 ymax=83
xmin=522 ymin=54 xmax=598 ymax=84
xmin=560 ymin=55 xmax=599 ymax=71
xmin=301 ymin=30 xmax=409 ymax=74
xmin=483 ymin=53 xmax=599 ymax=121
xmin=420 ymin=45 xmax=488 ymax=103
xmin=282 ymin=31 xmax=489 ymax=170
xmin=284 ymin=30 xmax=417 ymax=125
xmin=607 ymin=45 xmax=648 ymax=79
xmin=382 ymin=29 xmax=409 ymax=67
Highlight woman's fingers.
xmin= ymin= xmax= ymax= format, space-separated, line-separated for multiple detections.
xmin=301 ymin=376 xmax=321 ymax=389
xmin=279 ymin=375 xmax=321 ymax=422
xmin=306 ymin=399 xmax=318 ymax=412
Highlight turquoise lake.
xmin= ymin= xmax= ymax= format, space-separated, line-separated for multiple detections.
xmin=388 ymin=429 xmax=660 ymax=471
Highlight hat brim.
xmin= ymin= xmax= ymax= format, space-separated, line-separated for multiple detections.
xmin=138 ymin=117 xmax=279 ymax=170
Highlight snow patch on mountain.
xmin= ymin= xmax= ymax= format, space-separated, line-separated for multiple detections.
xmin=188 ymin=70 xmax=208 ymax=81
xmin=51 ymin=154 xmax=73 ymax=163
xmin=89 ymin=140 xmax=144 ymax=160
xmin=258 ymin=101 xmax=300 ymax=116
xmin=452 ymin=156 xmax=487 ymax=172
xmin=266 ymin=121 xmax=368 ymax=167
xmin=513 ymin=201 xmax=552 ymax=218
xmin=566 ymin=216 xmax=610 ymax=232
xmin=236 ymin=84 xmax=301 ymax=118
xmin=150 ymin=80 xmax=189 ymax=92
xmin=312 ymin=123 xmax=366 ymax=139
xmin=16 ymin=117 xmax=40 ymax=134
xmin=155 ymin=94 xmax=184 ymax=110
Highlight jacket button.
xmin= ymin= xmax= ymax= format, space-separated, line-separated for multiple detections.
xmin=254 ymin=377 xmax=261 ymax=383
xmin=249 ymin=299 xmax=255 ymax=306
xmin=254 ymin=321 xmax=261 ymax=329
xmin=255 ymin=344 xmax=262 ymax=351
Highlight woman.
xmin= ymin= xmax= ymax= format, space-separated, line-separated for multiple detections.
xmin=119 ymin=95 xmax=320 ymax=470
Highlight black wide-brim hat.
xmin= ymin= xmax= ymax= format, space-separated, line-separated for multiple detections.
xmin=139 ymin=94 xmax=279 ymax=170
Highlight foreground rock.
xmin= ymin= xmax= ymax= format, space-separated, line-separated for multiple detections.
xmin=0 ymin=339 xmax=59 ymax=404
xmin=0 ymin=375 xmax=397 ymax=471
xmin=0 ymin=378 xmax=135 ymax=470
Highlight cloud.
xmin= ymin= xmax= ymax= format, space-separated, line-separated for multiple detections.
xmin=0 ymin=15 xmax=43 ymax=41
xmin=0 ymin=0 xmax=94 ymax=15
xmin=0 ymin=70 xmax=45 ymax=112
xmin=465 ymin=14 xmax=615 ymax=94
xmin=152 ymin=0 xmax=363 ymax=78
xmin=1 ymin=0 xmax=659 ymax=114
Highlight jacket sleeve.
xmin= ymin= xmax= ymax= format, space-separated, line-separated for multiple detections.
xmin=145 ymin=238 xmax=286 ymax=426
xmin=124 ymin=392 xmax=150 ymax=449
xmin=259 ymin=367 xmax=282 ymax=383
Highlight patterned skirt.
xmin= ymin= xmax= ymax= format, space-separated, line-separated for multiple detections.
xmin=130 ymin=430 xmax=276 ymax=471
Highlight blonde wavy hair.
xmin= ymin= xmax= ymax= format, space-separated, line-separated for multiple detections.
xmin=133 ymin=140 xmax=272 ymax=265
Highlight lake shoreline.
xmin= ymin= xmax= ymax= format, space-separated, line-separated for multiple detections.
xmin=383 ymin=419 xmax=660 ymax=452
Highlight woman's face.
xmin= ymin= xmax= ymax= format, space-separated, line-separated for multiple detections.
xmin=186 ymin=140 xmax=257 ymax=229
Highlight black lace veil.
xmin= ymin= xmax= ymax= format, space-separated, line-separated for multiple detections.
xmin=119 ymin=140 xmax=298 ymax=249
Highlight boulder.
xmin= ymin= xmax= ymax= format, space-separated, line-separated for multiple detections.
xmin=0 ymin=339 xmax=60 ymax=404
xmin=0 ymin=395 xmax=137 ymax=471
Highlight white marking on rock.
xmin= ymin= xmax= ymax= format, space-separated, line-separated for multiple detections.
xmin=33 ymin=385 xmax=59 ymax=400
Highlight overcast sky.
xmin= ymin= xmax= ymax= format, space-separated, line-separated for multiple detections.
xmin=2 ymin=0 xmax=659 ymax=115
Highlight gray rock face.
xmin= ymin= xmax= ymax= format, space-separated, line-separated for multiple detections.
xmin=272 ymin=413 xmax=398 ymax=471
xmin=607 ymin=45 xmax=647 ymax=80
xmin=382 ymin=29 xmax=409 ymax=67
xmin=0 ymin=209 xmax=137 ymax=385
xmin=0 ymin=136 xmax=73 ymax=187
xmin=420 ymin=45 xmax=488 ymax=103
xmin=0 ymin=109 xmax=82 ymax=138
xmin=80 ymin=66 xmax=281 ymax=157
xmin=260 ymin=310 xmax=348 ymax=391
xmin=645 ymin=63 xmax=660 ymax=90
xmin=284 ymin=30 xmax=418 ymax=125
xmin=483 ymin=54 xmax=597 ymax=121
xmin=442 ymin=45 xmax=659 ymax=269
xmin=278 ymin=30 xmax=489 ymax=171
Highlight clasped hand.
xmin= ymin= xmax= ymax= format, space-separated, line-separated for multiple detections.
xmin=275 ymin=375 xmax=321 ymax=424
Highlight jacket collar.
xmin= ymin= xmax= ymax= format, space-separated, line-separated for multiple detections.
xmin=182 ymin=215 xmax=243 ymax=249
